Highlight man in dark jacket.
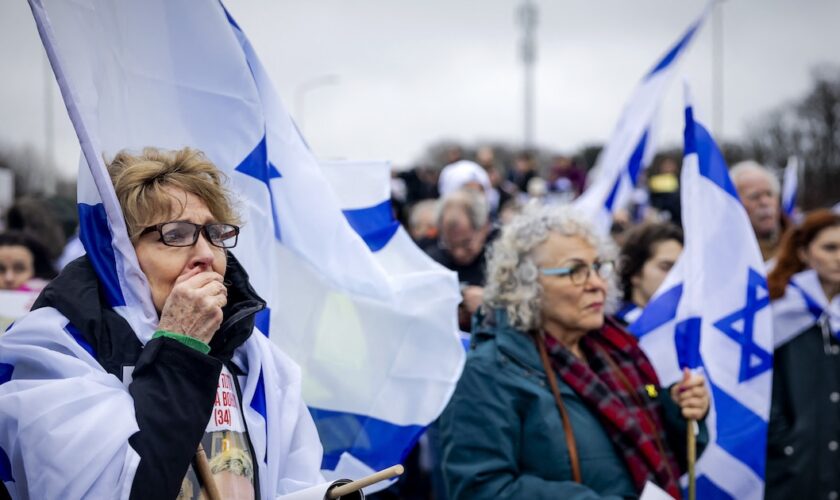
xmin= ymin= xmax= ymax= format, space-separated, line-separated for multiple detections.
xmin=425 ymin=190 xmax=494 ymax=330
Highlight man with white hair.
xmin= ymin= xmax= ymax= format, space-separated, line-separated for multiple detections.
xmin=731 ymin=160 xmax=787 ymax=262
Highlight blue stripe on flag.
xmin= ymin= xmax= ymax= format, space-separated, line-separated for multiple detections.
xmin=77 ymin=203 xmax=126 ymax=307
xmin=605 ymin=130 xmax=650 ymax=211
xmin=646 ymin=22 xmax=701 ymax=79
xmin=615 ymin=302 xmax=639 ymax=323
xmin=64 ymin=323 xmax=96 ymax=358
xmin=310 ymin=407 xmax=425 ymax=472
xmin=629 ymin=283 xmax=683 ymax=338
xmin=783 ymin=196 xmax=795 ymax=217
xmin=627 ymin=130 xmax=649 ymax=185
xmin=789 ymin=282 xmax=824 ymax=320
xmin=604 ymin=177 xmax=622 ymax=213
xmin=460 ymin=332 xmax=471 ymax=352
xmin=0 ymin=445 xmax=12 ymax=483
xmin=254 ymin=307 xmax=270 ymax=338
xmin=696 ymin=474 xmax=735 ymax=500
xmin=249 ymin=368 xmax=268 ymax=463
xmin=234 ymin=135 xmax=283 ymax=242
xmin=684 ymin=107 xmax=739 ymax=200
xmin=221 ymin=1 xmax=242 ymax=30
xmin=342 ymin=200 xmax=400 ymax=252
xmin=674 ymin=317 xmax=703 ymax=369
xmin=710 ymin=381 xmax=767 ymax=479
xmin=0 ymin=363 xmax=13 ymax=386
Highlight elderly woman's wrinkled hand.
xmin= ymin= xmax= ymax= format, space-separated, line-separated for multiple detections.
xmin=157 ymin=267 xmax=227 ymax=344
xmin=670 ymin=368 xmax=710 ymax=421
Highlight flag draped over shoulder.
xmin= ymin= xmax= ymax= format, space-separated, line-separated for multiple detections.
xmin=27 ymin=0 xmax=464 ymax=490
xmin=574 ymin=2 xmax=711 ymax=234
xmin=772 ymin=269 xmax=840 ymax=348
xmin=629 ymin=87 xmax=774 ymax=499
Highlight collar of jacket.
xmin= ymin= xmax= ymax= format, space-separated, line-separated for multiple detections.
xmin=473 ymin=307 xmax=544 ymax=375
xmin=473 ymin=308 xmax=641 ymax=381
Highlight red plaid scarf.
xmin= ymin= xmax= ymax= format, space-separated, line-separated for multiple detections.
xmin=544 ymin=319 xmax=683 ymax=498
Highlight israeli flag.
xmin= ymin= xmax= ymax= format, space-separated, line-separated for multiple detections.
xmin=27 ymin=0 xmax=464 ymax=491
xmin=630 ymin=86 xmax=773 ymax=499
xmin=574 ymin=2 xmax=711 ymax=233
xmin=781 ymin=156 xmax=799 ymax=217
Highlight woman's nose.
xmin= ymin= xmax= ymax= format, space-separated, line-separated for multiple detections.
xmin=586 ymin=270 xmax=609 ymax=292
xmin=188 ymin=233 xmax=216 ymax=270
xmin=2 ymin=270 xmax=16 ymax=285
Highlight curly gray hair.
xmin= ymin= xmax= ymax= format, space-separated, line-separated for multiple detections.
xmin=483 ymin=203 xmax=618 ymax=332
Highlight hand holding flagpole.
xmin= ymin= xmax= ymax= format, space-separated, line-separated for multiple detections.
xmin=678 ymin=367 xmax=697 ymax=500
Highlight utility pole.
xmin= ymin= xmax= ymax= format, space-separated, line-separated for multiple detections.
xmin=712 ymin=1 xmax=724 ymax=137
xmin=518 ymin=0 xmax=538 ymax=150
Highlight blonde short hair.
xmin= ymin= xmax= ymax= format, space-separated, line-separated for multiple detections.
xmin=107 ymin=147 xmax=240 ymax=241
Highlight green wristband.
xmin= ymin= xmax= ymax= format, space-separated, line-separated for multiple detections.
xmin=153 ymin=330 xmax=211 ymax=355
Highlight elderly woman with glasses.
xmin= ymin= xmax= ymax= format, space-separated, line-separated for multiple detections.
xmin=438 ymin=205 xmax=710 ymax=500
xmin=0 ymin=148 xmax=359 ymax=500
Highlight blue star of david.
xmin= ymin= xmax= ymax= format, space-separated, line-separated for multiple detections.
xmin=713 ymin=268 xmax=772 ymax=382
xmin=235 ymin=135 xmax=282 ymax=241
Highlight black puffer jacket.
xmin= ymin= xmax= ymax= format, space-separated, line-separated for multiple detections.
xmin=30 ymin=253 xmax=265 ymax=500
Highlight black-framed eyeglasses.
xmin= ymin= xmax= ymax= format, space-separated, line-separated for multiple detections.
xmin=540 ymin=260 xmax=614 ymax=286
xmin=139 ymin=221 xmax=240 ymax=249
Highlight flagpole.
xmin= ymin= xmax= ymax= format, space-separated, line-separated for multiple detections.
xmin=688 ymin=419 xmax=697 ymax=500
xmin=194 ymin=444 xmax=222 ymax=500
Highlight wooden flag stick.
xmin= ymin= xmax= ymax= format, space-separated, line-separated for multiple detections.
xmin=328 ymin=464 xmax=405 ymax=499
xmin=687 ymin=419 xmax=697 ymax=500
xmin=195 ymin=444 xmax=222 ymax=500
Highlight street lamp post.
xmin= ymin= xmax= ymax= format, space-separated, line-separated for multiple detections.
xmin=293 ymin=74 xmax=341 ymax=139
xmin=712 ymin=1 xmax=724 ymax=137
xmin=518 ymin=0 xmax=538 ymax=150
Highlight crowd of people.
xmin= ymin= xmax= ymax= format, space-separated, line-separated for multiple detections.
xmin=0 ymin=143 xmax=837 ymax=499
xmin=385 ymin=145 xmax=839 ymax=499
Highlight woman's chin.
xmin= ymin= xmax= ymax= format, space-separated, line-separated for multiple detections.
xmin=583 ymin=314 xmax=605 ymax=332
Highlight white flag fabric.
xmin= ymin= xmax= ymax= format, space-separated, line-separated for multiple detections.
xmin=16 ymin=0 xmax=464 ymax=493
xmin=0 ymin=290 xmax=40 ymax=334
xmin=781 ymin=156 xmax=799 ymax=217
xmin=574 ymin=2 xmax=711 ymax=233
xmin=629 ymin=88 xmax=774 ymax=499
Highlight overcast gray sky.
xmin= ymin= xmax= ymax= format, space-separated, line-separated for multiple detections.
xmin=2 ymin=0 xmax=839 ymax=179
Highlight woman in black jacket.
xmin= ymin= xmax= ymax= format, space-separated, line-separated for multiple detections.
xmin=766 ymin=209 xmax=840 ymax=500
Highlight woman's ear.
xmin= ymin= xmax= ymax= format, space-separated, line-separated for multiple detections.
xmin=797 ymin=246 xmax=809 ymax=268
